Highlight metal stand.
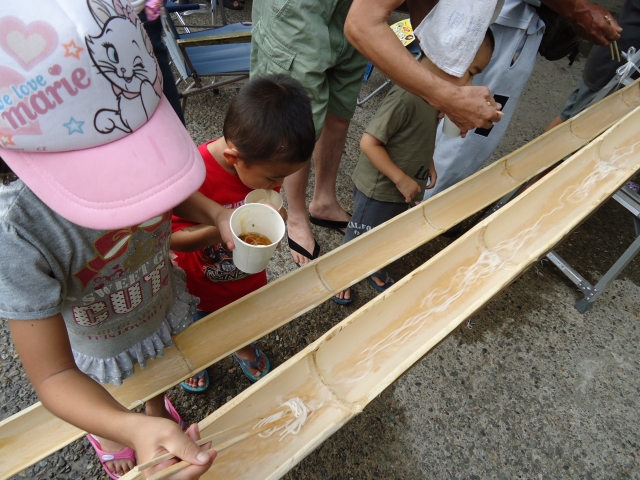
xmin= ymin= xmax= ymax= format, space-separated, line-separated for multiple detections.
xmin=546 ymin=185 xmax=640 ymax=313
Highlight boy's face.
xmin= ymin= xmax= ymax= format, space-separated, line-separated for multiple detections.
xmin=454 ymin=39 xmax=493 ymax=87
xmin=234 ymin=159 xmax=306 ymax=190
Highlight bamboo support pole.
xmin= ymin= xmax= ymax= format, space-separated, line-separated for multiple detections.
xmin=1 ymin=80 xmax=640 ymax=479
xmin=183 ymin=104 xmax=640 ymax=480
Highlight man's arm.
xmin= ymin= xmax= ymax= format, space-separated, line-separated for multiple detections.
xmin=345 ymin=0 xmax=502 ymax=134
xmin=542 ymin=0 xmax=622 ymax=45
xmin=405 ymin=0 xmax=437 ymax=29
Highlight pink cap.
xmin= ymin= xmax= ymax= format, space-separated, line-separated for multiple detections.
xmin=0 ymin=0 xmax=204 ymax=229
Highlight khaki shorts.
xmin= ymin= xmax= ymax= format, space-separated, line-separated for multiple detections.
xmin=250 ymin=0 xmax=368 ymax=139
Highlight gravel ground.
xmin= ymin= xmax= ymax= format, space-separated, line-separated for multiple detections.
xmin=4 ymin=1 xmax=640 ymax=479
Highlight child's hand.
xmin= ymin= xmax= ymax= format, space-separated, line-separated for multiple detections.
xmin=214 ymin=207 xmax=235 ymax=251
xmin=425 ymin=160 xmax=438 ymax=190
xmin=132 ymin=416 xmax=216 ymax=480
xmin=395 ymin=174 xmax=421 ymax=203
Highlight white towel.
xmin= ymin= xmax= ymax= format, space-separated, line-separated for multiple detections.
xmin=415 ymin=0 xmax=504 ymax=77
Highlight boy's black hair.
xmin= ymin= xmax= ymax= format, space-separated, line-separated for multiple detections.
xmin=223 ymin=74 xmax=315 ymax=165
xmin=0 ymin=156 xmax=17 ymax=186
xmin=484 ymin=28 xmax=495 ymax=53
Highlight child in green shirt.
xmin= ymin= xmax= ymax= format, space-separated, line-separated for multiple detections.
xmin=334 ymin=29 xmax=495 ymax=305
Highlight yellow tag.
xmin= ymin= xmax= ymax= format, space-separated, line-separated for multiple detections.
xmin=390 ymin=19 xmax=415 ymax=46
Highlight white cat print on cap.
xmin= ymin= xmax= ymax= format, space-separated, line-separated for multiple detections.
xmin=0 ymin=0 xmax=205 ymax=229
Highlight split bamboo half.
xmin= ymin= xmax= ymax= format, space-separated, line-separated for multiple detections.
xmin=1 ymin=80 xmax=639 ymax=479
xmin=164 ymin=102 xmax=640 ymax=480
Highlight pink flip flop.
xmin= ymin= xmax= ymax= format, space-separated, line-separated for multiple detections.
xmin=164 ymin=396 xmax=185 ymax=430
xmin=86 ymin=434 xmax=136 ymax=480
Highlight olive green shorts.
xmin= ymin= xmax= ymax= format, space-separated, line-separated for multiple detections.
xmin=250 ymin=0 xmax=368 ymax=139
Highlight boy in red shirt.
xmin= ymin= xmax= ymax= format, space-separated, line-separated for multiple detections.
xmin=172 ymin=75 xmax=315 ymax=390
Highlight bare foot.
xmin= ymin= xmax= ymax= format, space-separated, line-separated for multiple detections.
xmin=308 ymin=201 xmax=351 ymax=225
xmin=182 ymin=373 xmax=207 ymax=389
xmin=287 ymin=217 xmax=319 ymax=266
xmin=93 ymin=436 xmax=135 ymax=477
xmin=234 ymin=345 xmax=267 ymax=378
xmin=335 ymin=287 xmax=351 ymax=302
xmin=144 ymin=396 xmax=174 ymax=422
xmin=370 ymin=270 xmax=388 ymax=288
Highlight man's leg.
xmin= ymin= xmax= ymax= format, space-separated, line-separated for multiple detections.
xmin=545 ymin=78 xmax=600 ymax=132
xmin=282 ymin=161 xmax=314 ymax=265
xmin=309 ymin=112 xmax=351 ymax=224
xmin=284 ymin=113 xmax=350 ymax=265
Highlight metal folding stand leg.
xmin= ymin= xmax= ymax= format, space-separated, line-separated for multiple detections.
xmin=546 ymin=185 xmax=640 ymax=313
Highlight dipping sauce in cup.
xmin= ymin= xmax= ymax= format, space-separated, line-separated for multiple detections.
xmin=230 ymin=203 xmax=285 ymax=274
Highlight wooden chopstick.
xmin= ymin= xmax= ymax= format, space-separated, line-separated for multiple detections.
xmin=133 ymin=411 xmax=294 ymax=473
xmin=146 ymin=413 xmax=294 ymax=480
xmin=605 ymin=15 xmax=622 ymax=63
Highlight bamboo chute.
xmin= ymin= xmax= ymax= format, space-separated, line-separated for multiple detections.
xmin=1 ymin=80 xmax=640 ymax=479
xmin=164 ymin=102 xmax=640 ymax=480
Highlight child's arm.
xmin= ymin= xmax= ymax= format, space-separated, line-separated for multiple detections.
xmin=171 ymin=224 xmax=223 ymax=252
xmin=426 ymin=158 xmax=438 ymax=189
xmin=8 ymin=316 xmax=216 ymax=479
xmin=173 ymin=192 xmax=235 ymax=250
xmin=360 ymin=133 xmax=421 ymax=203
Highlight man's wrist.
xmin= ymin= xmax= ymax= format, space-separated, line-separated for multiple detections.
xmin=426 ymin=80 xmax=458 ymax=113
xmin=542 ymin=0 xmax=587 ymax=21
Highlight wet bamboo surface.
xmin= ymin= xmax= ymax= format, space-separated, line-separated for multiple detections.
xmin=1 ymin=80 xmax=639 ymax=479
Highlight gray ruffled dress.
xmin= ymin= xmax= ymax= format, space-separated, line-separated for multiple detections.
xmin=0 ymin=181 xmax=199 ymax=386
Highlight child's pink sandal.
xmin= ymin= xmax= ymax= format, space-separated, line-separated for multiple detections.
xmin=164 ymin=396 xmax=185 ymax=430
xmin=86 ymin=434 xmax=136 ymax=480
xmin=86 ymin=397 xmax=184 ymax=479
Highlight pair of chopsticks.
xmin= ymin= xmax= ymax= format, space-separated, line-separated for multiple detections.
xmin=605 ymin=15 xmax=621 ymax=63
xmin=120 ymin=411 xmax=294 ymax=480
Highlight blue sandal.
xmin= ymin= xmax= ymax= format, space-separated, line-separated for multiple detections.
xmin=180 ymin=369 xmax=210 ymax=393
xmin=332 ymin=287 xmax=353 ymax=306
xmin=367 ymin=269 xmax=394 ymax=292
xmin=232 ymin=344 xmax=270 ymax=382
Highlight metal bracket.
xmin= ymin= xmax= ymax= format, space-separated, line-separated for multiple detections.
xmin=546 ymin=185 xmax=640 ymax=313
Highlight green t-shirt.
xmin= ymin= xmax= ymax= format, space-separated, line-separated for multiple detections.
xmin=352 ymin=85 xmax=439 ymax=203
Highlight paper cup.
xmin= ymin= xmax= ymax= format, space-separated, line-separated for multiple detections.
xmin=244 ymin=189 xmax=284 ymax=210
xmin=442 ymin=115 xmax=461 ymax=137
xmin=230 ymin=203 xmax=285 ymax=274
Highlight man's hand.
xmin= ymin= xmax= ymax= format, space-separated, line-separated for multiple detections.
xmin=543 ymin=0 xmax=622 ymax=46
xmin=441 ymin=85 xmax=503 ymax=136
xmin=395 ymin=174 xmax=422 ymax=203
xmin=570 ymin=2 xmax=622 ymax=45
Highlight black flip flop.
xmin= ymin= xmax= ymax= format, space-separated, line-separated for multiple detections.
xmin=309 ymin=213 xmax=350 ymax=234
xmin=288 ymin=236 xmax=320 ymax=266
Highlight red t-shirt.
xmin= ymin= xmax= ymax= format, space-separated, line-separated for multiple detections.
xmin=172 ymin=140 xmax=276 ymax=312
